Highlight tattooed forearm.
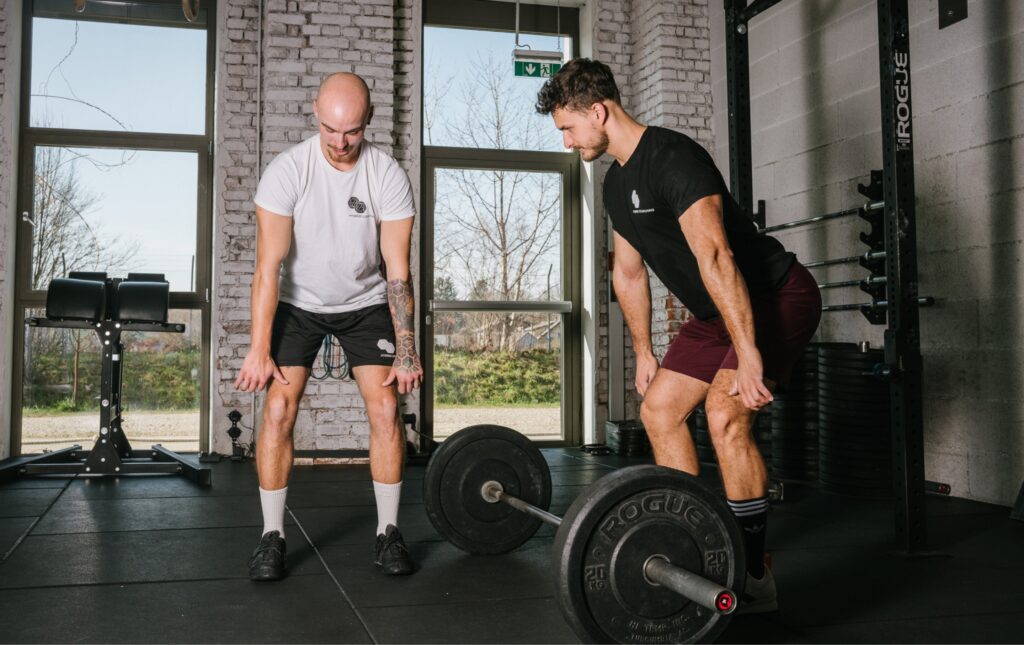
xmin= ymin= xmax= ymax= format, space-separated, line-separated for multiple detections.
xmin=387 ymin=279 xmax=420 ymax=373
xmin=394 ymin=335 xmax=419 ymax=371
xmin=387 ymin=279 xmax=416 ymax=334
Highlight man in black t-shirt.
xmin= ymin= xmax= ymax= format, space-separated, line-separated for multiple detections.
xmin=537 ymin=59 xmax=822 ymax=613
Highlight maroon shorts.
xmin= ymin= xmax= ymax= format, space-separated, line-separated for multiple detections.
xmin=661 ymin=262 xmax=822 ymax=387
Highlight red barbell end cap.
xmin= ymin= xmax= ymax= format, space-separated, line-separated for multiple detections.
xmin=716 ymin=591 xmax=737 ymax=614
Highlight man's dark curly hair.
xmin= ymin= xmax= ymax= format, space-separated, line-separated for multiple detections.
xmin=536 ymin=58 xmax=621 ymax=115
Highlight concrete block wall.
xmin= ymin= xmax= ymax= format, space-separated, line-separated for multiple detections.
xmin=710 ymin=0 xmax=1024 ymax=505
xmin=213 ymin=0 xmax=419 ymax=456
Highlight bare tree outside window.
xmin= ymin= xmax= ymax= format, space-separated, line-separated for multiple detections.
xmin=425 ymin=33 xmax=568 ymax=439
xmin=25 ymin=140 xmax=142 ymax=412
xmin=21 ymin=17 xmax=205 ymax=453
xmin=430 ymin=53 xmax=563 ymax=351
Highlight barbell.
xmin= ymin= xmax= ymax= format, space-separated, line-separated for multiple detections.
xmin=424 ymin=424 xmax=747 ymax=644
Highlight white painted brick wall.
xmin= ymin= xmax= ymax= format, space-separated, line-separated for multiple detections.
xmin=0 ymin=0 xmax=731 ymax=458
xmin=0 ymin=2 xmax=14 ymax=459
xmin=213 ymin=0 xmax=418 ymax=456
xmin=579 ymin=0 xmax=714 ymax=427
xmin=592 ymin=0 xmax=711 ymax=422
xmin=393 ymin=0 xmax=422 ymax=426
xmin=710 ymin=0 xmax=1024 ymax=505
xmin=589 ymin=0 xmax=632 ymax=429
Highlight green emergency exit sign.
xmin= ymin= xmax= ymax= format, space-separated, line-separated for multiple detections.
xmin=514 ymin=61 xmax=562 ymax=78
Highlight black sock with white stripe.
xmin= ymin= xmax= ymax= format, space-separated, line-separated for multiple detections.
xmin=728 ymin=496 xmax=768 ymax=579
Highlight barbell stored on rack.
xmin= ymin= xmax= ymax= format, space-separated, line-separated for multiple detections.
xmin=424 ymin=424 xmax=746 ymax=644
xmin=803 ymin=250 xmax=887 ymax=269
xmin=818 ymin=275 xmax=887 ymax=290
xmin=760 ymin=200 xmax=884 ymax=234
xmin=822 ymin=296 xmax=934 ymax=312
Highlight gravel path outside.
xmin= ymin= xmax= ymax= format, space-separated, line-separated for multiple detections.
xmin=20 ymin=405 xmax=563 ymax=451
xmin=22 ymin=410 xmax=200 ymax=452
xmin=433 ymin=406 xmax=561 ymax=440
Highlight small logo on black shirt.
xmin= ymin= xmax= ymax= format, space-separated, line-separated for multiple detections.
xmin=630 ymin=189 xmax=655 ymax=214
xmin=348 ymin=196 xmax=370 ymax=217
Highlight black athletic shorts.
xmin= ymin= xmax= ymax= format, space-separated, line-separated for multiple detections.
xmin=270 ymin=301 xmax=396 ymax=369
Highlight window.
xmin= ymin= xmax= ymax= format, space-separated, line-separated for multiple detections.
xmin=423 ymin=0 xmax=582 ymax=444
xmin=13 ymin=0 xmax=215 ymax=454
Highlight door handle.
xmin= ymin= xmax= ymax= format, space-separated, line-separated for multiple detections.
xmin=21 ymin=211 xmax=34 ymax=227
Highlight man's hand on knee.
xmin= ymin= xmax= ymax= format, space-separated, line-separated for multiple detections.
xmin=236 ymin=351 xmax=289 ymax=392
xmin=728 ymin=354 xmax=773 ymax=411
xmin=382 ymin=335 xmax=423 ymax=394
xmin=635 ymin=353 xmax=659 ymax=397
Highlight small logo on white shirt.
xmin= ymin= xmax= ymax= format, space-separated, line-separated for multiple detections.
xmin=348 ymin=196 xmax=369 ymax=217
xmin=377 ymin=339 xmax=396 ymax=356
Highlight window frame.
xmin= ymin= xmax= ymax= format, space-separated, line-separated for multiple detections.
xmin=11 ymin=0 xmax=216 ymax=455
xmin=422 ymin=0 xmax=583 ymax=447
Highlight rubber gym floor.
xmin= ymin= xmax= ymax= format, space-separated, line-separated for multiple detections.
xmin=1 ymin=450 xmax=1022 ymax=644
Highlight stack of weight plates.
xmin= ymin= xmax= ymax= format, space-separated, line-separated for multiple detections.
xmin=818 ymin=344 xmax=892 ymax=498
xmin=755 ymin=412 xmax=772 ymax=463
xmin=770 ymin=344 xmax=819 ymax=482
xmin=604 ymin=420 xmax=652 ymax=456
xmin=689 ymin=404 xmax=772 ymax=473
xmin=689 ymin=405 xmax=716 ymax=471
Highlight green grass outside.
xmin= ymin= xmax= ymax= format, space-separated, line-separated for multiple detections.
xmin=433 ymin=348 xmax=561 ymax=406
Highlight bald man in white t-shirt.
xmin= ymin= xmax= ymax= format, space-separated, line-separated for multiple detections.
xmin=235 ymin=73 xmax=421 ymax=580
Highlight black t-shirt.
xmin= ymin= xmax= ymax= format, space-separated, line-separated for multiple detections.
xmin=604 ymin=126 xmax=795 ymax=321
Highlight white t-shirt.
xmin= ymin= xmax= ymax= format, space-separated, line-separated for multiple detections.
xmin=254 ymin=136 xmax=415 ymax=313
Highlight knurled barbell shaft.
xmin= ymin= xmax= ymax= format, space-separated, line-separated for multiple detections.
xmin=481 ymin=481 xmax=736 ymax=615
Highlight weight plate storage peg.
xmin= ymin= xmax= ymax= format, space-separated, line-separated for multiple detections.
xmin=553 ymin=465 xmax=745 ymax=644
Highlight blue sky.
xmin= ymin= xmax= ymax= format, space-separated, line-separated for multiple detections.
xmin=424 ymin=26 xmax=570 ymax=152
xmin=30 ymin=18 xmax=205 ymax=291
xmin=28 ymin=18 xmax=570 ymax=293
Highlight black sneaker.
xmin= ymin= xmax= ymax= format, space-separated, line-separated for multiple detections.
xmin=374 ymin=524 xmax=414 ymax=575
xmin=248 ymin=530 xmax=287 ymax=581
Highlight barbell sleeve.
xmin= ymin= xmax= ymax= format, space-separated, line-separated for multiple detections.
xmin=644 ymin=556 xmax=738 ymax=615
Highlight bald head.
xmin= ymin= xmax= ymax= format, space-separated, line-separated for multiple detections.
xmin=317 ymin=72 xmax=370 ymax=107
xmin=313 ymin=73 xmax=373 ymax=168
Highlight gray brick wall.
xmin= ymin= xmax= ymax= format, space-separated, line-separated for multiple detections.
xmin=213 ymin=0 xmax=417 ymax=456
xmin=393 ymin=0 xmax=422 ymax=424
xmin=710 ymin=0 xmax=1024 ymax=505
xmin=214 ymin=0 xmax=261 ymax=455
xmin=589 ymin=0 xmax=632 ymax=429
xmin=0 ymin=1 xmax=18 ymax=460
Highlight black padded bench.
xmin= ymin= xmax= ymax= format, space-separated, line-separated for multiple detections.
xmin=0 ymin=272 xmax=211 ymax=486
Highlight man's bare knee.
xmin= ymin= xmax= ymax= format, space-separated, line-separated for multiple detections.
xmin=704 ymin=400 xmax=752 ymax=446
xmin=638 ymin=399 xmax=659 ymax=430
xmin=640 ymin=393 xmax=683 ymax=432
xmin=367 ymin=397 xmax=399 ymax=434
xmin=263 ymin=393 xmax=298 ymax=438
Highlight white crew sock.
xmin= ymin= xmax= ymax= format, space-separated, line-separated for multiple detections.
xmin=259 ymin=486 xmax=288 ymax=540
xmin=373 ymin=480 xmax=403 ymax=536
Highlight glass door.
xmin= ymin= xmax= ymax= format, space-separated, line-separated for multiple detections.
xmin=424 ymin=152 xmax=580 ymax=444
